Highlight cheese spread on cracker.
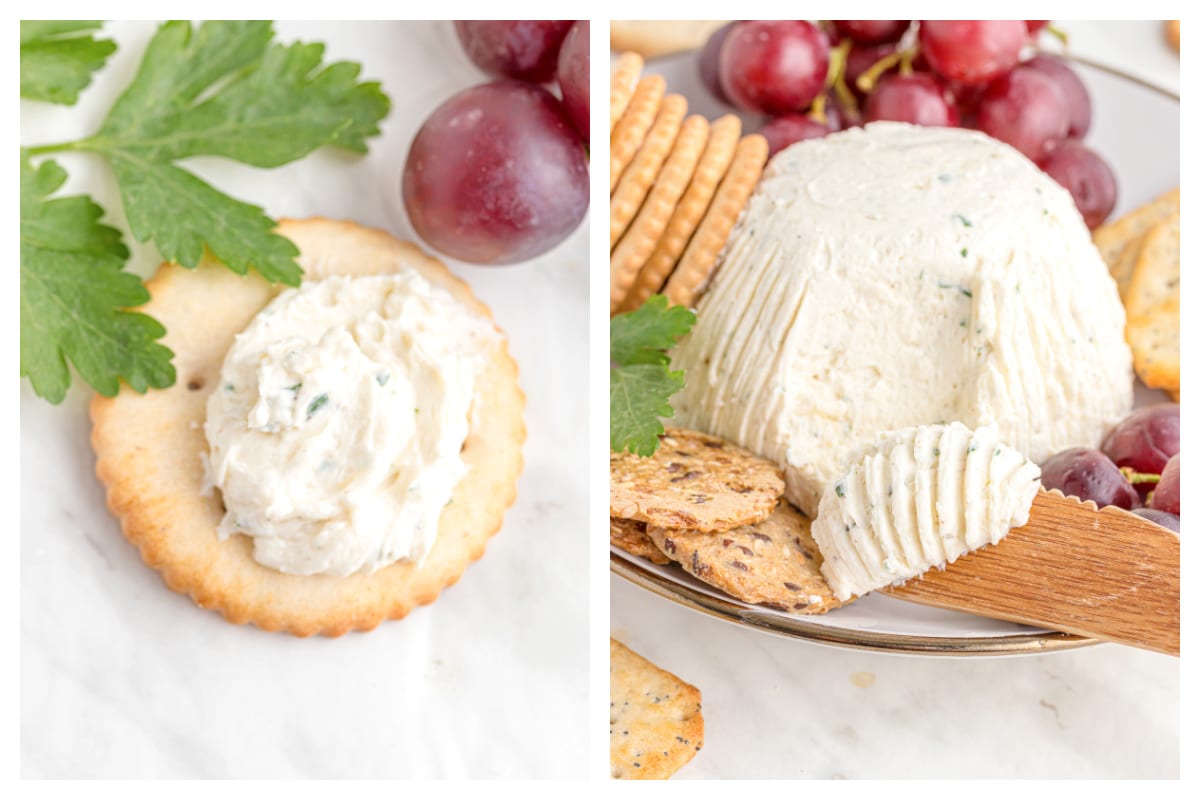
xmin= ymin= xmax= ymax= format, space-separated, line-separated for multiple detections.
xmin=812 ymin=422 xmax=1041 ymax=600
xmin=205 ymin=272 xmax=496 ymax=577
xmin=671 ymin=122 xmax=1132 ymax=515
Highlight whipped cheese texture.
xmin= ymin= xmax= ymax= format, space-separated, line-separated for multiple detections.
xmin=205 ymin=273 xmax=496 ymax=577
xmin=671 ymin=122 xmax=1132 ymax=515
xmin=812 ymin=422 xmax=1041 ymax=600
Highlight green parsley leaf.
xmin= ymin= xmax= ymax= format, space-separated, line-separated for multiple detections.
xmin=76 ymin=20 xmax=390 ymax=285
xmin=20 ymin=155 xmax=174 ymax=403
xmin=20 ymin=21 xmax=116 ymax=105
xmin=610 ymin=296 xmax=696 ymax=456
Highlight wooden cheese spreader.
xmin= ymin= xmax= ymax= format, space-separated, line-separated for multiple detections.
xmin=883 ymin=489 xmax=1179 ymax=655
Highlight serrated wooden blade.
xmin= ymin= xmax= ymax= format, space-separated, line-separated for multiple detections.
xmin=884 ymin=489 xmax=1179 ymax=655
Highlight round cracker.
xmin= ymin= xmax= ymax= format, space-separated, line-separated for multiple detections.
xmin=610 ymin=74 xmax=665 ymax=192
xmin=663 ymin=133 xmax=768 ymax=309
xmin=90 ymin=218 xmax=525 ymax=637
xmin=610 ymin=114 xmax=708 ymax=314
xmin=1128 ymin=297 xmax=1180 ymax=393
xmin=618 ymin=115 xmax=742 ymax=313
xmin=647 ymin=502 xmax=844 ymax=615
xmin=610 ymin=427 xmax=784 ymax=533
xmin=610 ymin=52 xmax=644 ymax=134
xmin=610 ymin=94 xmax=687 ymax=251
xmin=1092 ymin=186 xmax=1179 ymax=284
xmin=1125 ymin=211 xmax=1179 ymax=320
xmin=610 ymin=518 xmax=671 ymax=565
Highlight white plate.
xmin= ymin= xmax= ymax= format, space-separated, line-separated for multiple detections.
xmin=611 ymin=52 xmax=1179 ymax=656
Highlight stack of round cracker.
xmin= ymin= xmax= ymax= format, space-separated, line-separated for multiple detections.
xmin=609 ymin=427 xmax=846 ymax=615
xmin=609 ymin=52 xmax=769 ymax=315
xmin=1092 ymin=188 xmax=1180 ymax=401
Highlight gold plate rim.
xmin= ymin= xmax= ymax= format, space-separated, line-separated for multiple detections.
xmin=612 ymin=552 xmax=1098 ymax=656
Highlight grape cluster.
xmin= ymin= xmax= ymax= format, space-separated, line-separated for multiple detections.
xmin=1040 ymin=404 xmax=1181 ymax=531
xmin=699 ymin=20 xmax=1117 ymax=229
xmin=402 ymin=21 xmax=590 ymax=265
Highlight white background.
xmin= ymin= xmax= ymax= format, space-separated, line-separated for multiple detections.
xmin=611 ymin=18 xmax=1182 ymax=779
xmin=20 ymin=20 xmax=589 ymax=778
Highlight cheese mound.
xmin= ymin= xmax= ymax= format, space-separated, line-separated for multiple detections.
xmin=811 ymin=422 xmax=1041 ymax=600
xmin=671 ymin=122 xmax=1132 ymax=515
xmin=206 ymin=273 xmax=496 ymax=577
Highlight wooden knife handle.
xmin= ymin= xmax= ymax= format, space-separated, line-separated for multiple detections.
xmin=885 ymin=490 xmax=1179 ymax=655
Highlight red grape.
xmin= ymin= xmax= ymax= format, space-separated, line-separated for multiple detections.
xmin=1025 ymin=54 xmax=1092 ymax=138
xmin=1131 ymin=508 xmax=1179 ymax=532
xmin=1040 ymin=448 xmax=1139 ymax=509
xmin=864 ymin=73 xmax=959 ymax=127
xmin=402 ymin=81 xmax=588 ymax=265
xmin=1026 ymin=21 xmax=1050 ymax=35
xmin=454 ymin=20 xmax=574 ymax=83
xmin=699 ymin=22 xmax=737 ymax=103
xmin=1102 ymin=404 xmax=1180 ymax=479
xmin=1149 ymin=454 xmax=1180 ymax=515
xmin=719 ymin=20 xmax=830 ymax=114
xmin=556 ymin=21 xmax=589 ymax=143
xmin=1039 ymin=141 xmax=1117 ymax=229
xmin=919 ymin=20 xmax=1027 ymax=86
xmin=834 ymin=20 xmax=910 ymax=45
xmin=759 ymin=114 xmax=831 ymax=158
xmin=845 ymin=43 xmax=898 ymax=95
xmin=977 ymin=66 xmax=1069 ymax=161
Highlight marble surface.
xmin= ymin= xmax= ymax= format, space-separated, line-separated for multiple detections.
xmin=612 ymin=578 xmax=1180 ymax=779
xmin=610 ymin=19 xmax=1181 ymax=780
xmin=21 ymin=21 xmax=587 ymax=778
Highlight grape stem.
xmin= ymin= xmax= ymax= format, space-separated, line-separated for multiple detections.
xmin=824 ymin=40 xmax=858 ymax=113
xmin=1120 ymin=467 xmax=1161 ymax=485
xmin=1045 ymin=25 xmax=1069 ymax=47
xmin=856 ymin=46 xmax=918 ymax=93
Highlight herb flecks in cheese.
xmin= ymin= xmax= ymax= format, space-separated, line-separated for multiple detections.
xmin=205 ymin=273 xmax=496 ymax=577
xmin=671 ymin=123 xmax=1131 ymax=515
xmin=812 ymin=422 xmax=1041 ymax=601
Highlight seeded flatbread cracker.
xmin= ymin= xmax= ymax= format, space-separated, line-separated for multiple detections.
xmin=611 ymin=93 xmax=687 ymax=250
xmin=610 ymin=114 xmax=708 ymax=313
xmin=611 ymin=427 xmax=784 ymax=532
xmin=1092 ymin=187 xmax=1179 ymax=295
xmin=611 ymin=518 xmax=671 ymax=564
xmin=1127 ymin=297 xmax=1180 ymax=393
xmin=90 ymin=218 xmax=525 ymax=637
xmin=664 ymin=134 xmax=768 ymax=308
xmin=1125 ymin=212 xmax=1179 ymax=321
xmin=610 ymin=52 xmax=643 ymax=134
xmin=610 ymin=638 xmax=703 ymax=780
xmin=619 ymin=115 xmax=742 ymax=313
xmin=611 ymin=75 xmax=666 ymax=192
xmin=647 ymin=502 xmax=845 ymax=614
xmin=610 ymin=20 xmax=729 ymax=59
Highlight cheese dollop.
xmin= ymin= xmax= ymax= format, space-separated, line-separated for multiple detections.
xmin=671 ymin=122 xmax=1132 ymax=516
xmin=205 ymin=272 xmax=496 ymax=577
xmin=812 ymin=422 xmax=1041 ymax=600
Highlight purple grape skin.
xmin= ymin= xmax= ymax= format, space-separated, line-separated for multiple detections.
xmin=1149 ymin=454 xmax=1180 ymax=515
xmin=759 ymin=114 xmax=831 ymax=158
xmin=976 ymin=66 xmax=1070 ymax=162
xmin=1039 ymin=141 xmax=1117 ymax=229
xmin=698 ymin=22 xmax=737 ymax=104
xmin=1040 ymin=448 xmax=1139 ymax=509
xmin=1130 ymin=508 xmax=1180 ymax=533
xmin=1025 ymin=53 xmax=1092 ymax=138
xmin=402 ymin=81 xmax=588 ymax=265
xmin=1101 ymin=403 xmax=1180 ymax=477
